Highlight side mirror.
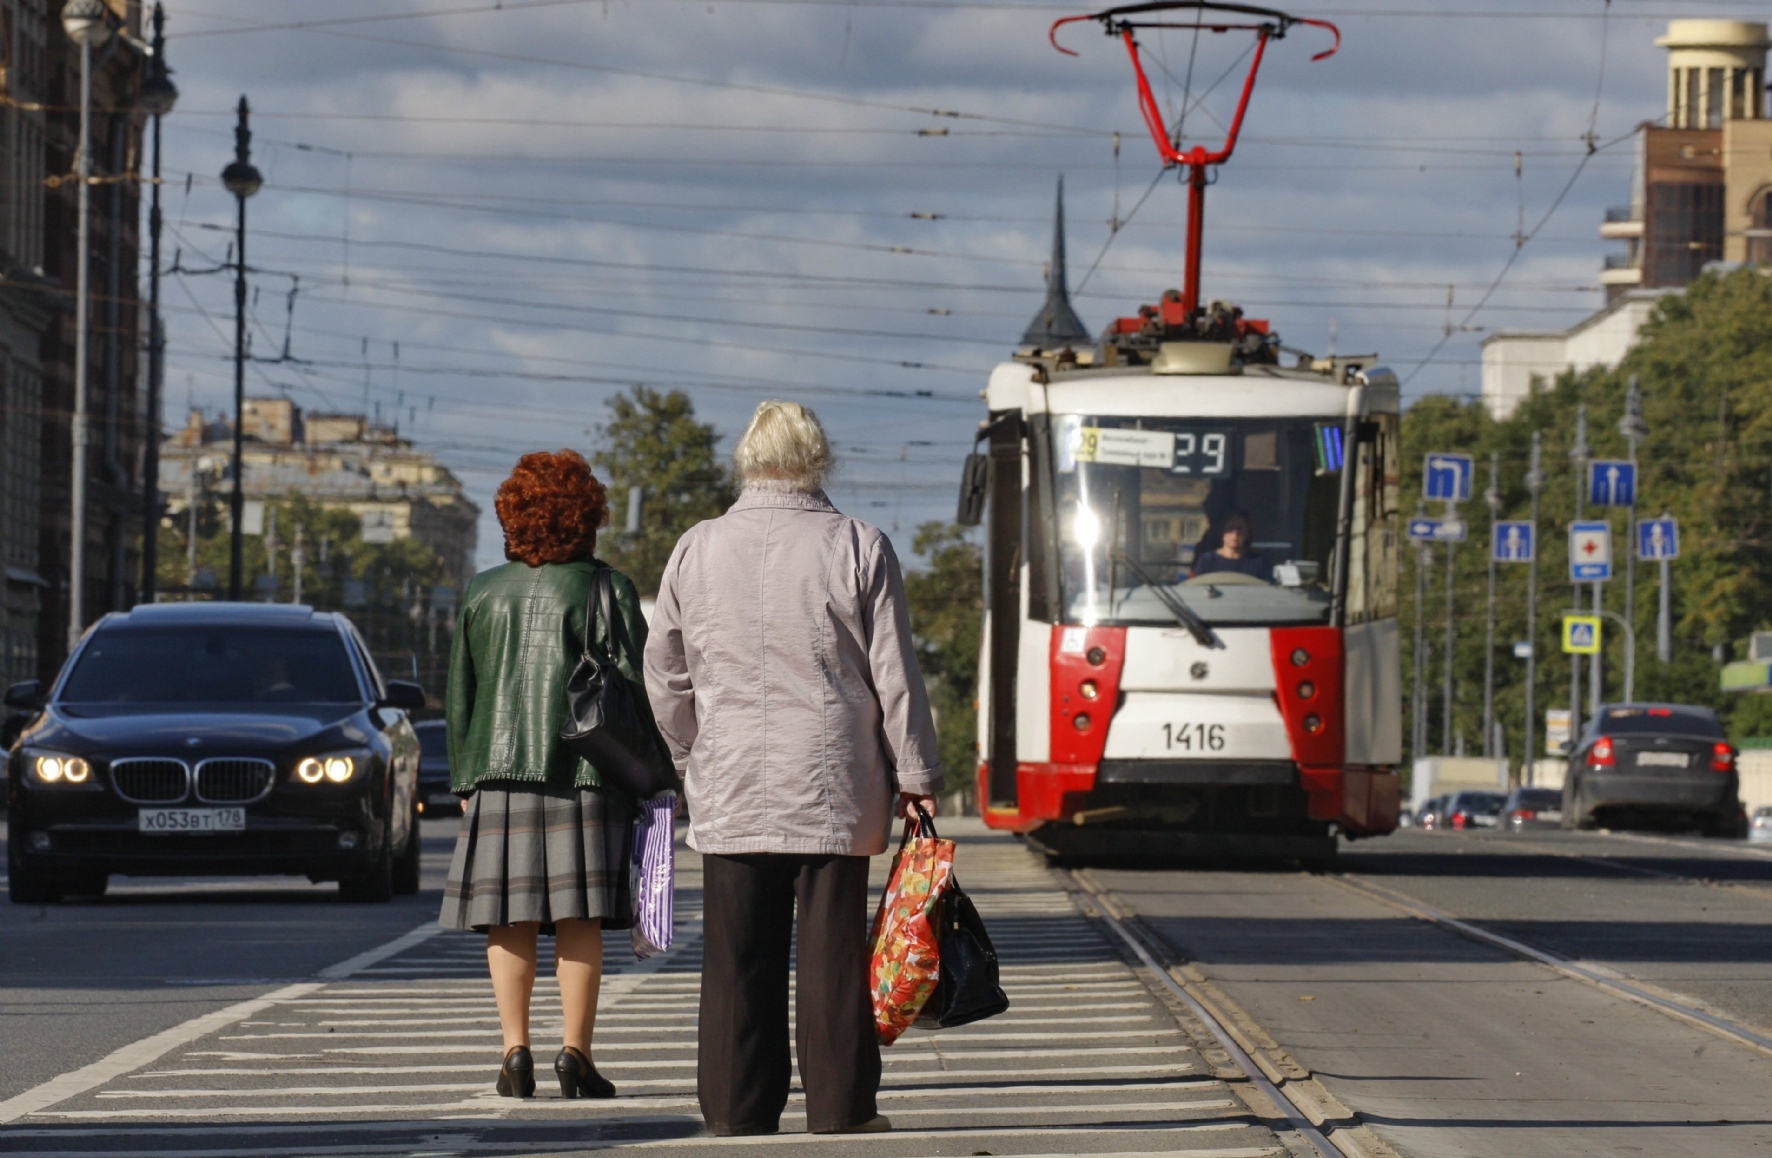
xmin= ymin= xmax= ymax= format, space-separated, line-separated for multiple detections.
xmin=4 ymin=680 xmax=42 ymax=710
xmin=379 ymin=680 xmax=427 ymax=712
xmin=956 ymin=453 xmax=989 ymax=527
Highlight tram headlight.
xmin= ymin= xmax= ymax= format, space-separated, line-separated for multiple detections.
xmin=1073 ymin=713 xmax=1092 ymax=732
xmin=1303 ymin=713 xmax=1323 ymax=734
xmin=1296 ymin=681 xmax=1316 ymax=700
xmin=1291 ymin=648 xmax=1311 ymax=667
xmin=1079 ymin=679 xmax=1100 ymax=701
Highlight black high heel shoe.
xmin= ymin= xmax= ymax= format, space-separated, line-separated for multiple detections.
xmin=555 ymin=1046 xmax=616 ymax=1099
xmin=496 ymin=1045 xmax=535 ymax=1098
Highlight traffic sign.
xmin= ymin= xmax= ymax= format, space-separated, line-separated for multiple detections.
xmin=1407 ymin=516 xmax=1467 ymax=543
xmin=1493 ymin=520 xmax=1534 ymax=562
xmin=1638 ymin=516 xmax=1679 ymax=561
xmin=1513 ymin=641 xmax=1534 ymax=659
xmin=1424 ymin=453 xmax=1474 ymax=503
xmin=1562 ymin=615 xmax=1601 ymax=655
xmin=1588 ymin=460 xmax=1637 ymax=507
xmin=1569 ymin=521 xmax=1612 ymax=581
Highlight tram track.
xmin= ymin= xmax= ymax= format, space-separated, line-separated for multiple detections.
xmin=1061 ymin=868 xmax=1381 ymax=1158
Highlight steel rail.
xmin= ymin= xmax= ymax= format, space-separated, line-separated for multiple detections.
xmin=1327 ymin=873 xmax=1772 ymax=1060
xmin=1063 ymin=868 xmax=1350 ymax=1158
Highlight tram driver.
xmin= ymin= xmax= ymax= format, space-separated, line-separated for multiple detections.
xmin=1189 ymin=509 xmax=1274 ymax=583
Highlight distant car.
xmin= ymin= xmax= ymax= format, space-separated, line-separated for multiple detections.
xmin=5 ymin=603 xmax=425 ymax=903
xmin=1503 ymin=786 xmax=1563 ymax=831
xmin=1562 ymin=703 xmax=1743 ymax=837
xmin=1750 ymin=805 xmax=1772 ymax=843
xmin=1443 ymin=790 xmax=1506 ymax=831
xmin=412 ymin=719 xmax=462 ymax=818
xmin=1417 ymin=794 xmax=1450 ymax=830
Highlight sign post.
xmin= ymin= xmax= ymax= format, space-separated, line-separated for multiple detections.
xmin=1422 ymin=453 xmax=1473 ymax=757
xmin=1639 ymin=513 xmax=1679 ymax=664
xmin=1523 ymin=432 xmax=1544 ymax=783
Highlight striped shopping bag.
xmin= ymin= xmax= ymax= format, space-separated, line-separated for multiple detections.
xmin=630 ymin=792 xmax=675 ymax=959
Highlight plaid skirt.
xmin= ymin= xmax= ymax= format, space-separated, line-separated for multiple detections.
xmin=439 ymin=783 xmax=633 ymax=933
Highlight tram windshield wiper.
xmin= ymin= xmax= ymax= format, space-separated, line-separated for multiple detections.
xmin=1109 ymin=551 xmax=1220 ymax=649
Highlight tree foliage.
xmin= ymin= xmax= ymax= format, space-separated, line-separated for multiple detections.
xmin=904 ymin=522 xmax=983 ymax=793
xmin=1401 ymin=269 xmax=1772 ymax=758
xmin=590 ymin=386 xmax=735 ymax=596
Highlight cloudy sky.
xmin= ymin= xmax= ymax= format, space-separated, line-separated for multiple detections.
xmin=152 ymin=0 xmax=1750 ymax=568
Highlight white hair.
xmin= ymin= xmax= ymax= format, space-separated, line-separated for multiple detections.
xmin=734 ymin=400 xmax=833 ymax=491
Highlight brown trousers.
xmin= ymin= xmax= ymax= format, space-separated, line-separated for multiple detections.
xmin=697 ymin=853 xmax=880 ymax=1135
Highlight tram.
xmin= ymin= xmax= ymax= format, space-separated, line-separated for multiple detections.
xmin=957 ymin=2 xmax=1402 ymax=862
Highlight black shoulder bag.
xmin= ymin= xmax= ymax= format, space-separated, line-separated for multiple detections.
xmin=913 ymin=807 xmax=1011 ymax=1030
xmin=558 ymin=566 xmax=680 ymax=800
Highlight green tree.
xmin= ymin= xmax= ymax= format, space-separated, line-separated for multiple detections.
xmin=903 ymin=522 xmax=983 ymax=794
xmin=1400 ymin=268 xmax=1772 ymax=762
xmin=590 ymin=386 xmax=735 ymax=596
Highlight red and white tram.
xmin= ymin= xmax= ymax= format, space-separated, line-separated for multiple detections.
xmin=957 ymin=2 xmax=1402 ymax=861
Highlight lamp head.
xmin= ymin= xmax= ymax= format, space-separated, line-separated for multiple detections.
xmin=221 ymin=160 xmax=263 ymax=199
xmin=138 ymin=64 xmax=178 ymax=117
xmin=60 ymin=0 xmax=113 ymax=47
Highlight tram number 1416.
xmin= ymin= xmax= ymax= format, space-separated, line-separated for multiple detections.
xmin=1162 ymin=722 xmax=1226 ymax=751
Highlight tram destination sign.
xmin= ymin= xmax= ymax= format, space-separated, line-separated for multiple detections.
xmin=1074 ymin=426 xmax=1231 ymax=475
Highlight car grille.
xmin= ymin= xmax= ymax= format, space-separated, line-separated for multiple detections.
xmin=194 ymin=758 xmax=277 ymax=803
xmin=111 ymin=759 xmax=190 ymax=804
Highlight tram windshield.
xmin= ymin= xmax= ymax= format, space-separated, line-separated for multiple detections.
xmin=1052 ymin=414 xmax=1343 ymax=627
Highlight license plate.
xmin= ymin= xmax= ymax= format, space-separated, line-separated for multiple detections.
xmin=1635 ymin=751 xmax=1690 ymax=768
xmin=138 ymin=807 xmax=246 ymax=834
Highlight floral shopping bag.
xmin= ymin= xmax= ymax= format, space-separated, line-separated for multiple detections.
xmin=868 ymin=806 xmax=955 ymax=1045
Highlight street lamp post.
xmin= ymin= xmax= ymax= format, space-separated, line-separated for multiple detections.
xmin=137 ymin=4 xmax=176 ymax=603
xmin=1568 ymin=405 xmax=1588 ymax=742
xmin=222 ymin=96 xmax=262 ymax=602
xmin=61 ymin=0 xmax=111 ymax=648
xmin=1618 ymin=375 xmax=1647 ymax=702
xmin=1482 ymin=451 xmax=1500 ymax=759
xmin=1523 ymin=433 xmax=1544 ymax=784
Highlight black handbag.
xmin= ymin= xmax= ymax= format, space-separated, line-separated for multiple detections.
xmin=914 ymin=809 xmax=1010 ymax=1030
xmin=558 ymin=566 xmax=679 ymax=800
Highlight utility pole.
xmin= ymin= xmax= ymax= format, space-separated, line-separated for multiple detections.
xmin=1524 ymin=434 xmax=1544 ymax=785
xmin=1482 ymin=451 xmax=1500 ymax=758
xmin=61 ymin=0 xmax=111 ymax=647
xmin=1412 ymin=527 xmax=1430 ymax=763
xmin=222 ymin=96 xmax=263 ymax=601
xmin=1443 ymin=537 xmax=1457 ymax=755
xmin=137 ymin=3 xmax=177 ymax=602
xmin=1569 ymin=405 xmax=1588 ymax=743
xmin=1619 ymin=375 xmax=1647 ymax=703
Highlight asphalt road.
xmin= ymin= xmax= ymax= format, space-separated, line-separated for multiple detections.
xmin=1098 ymin=826 xmax=1772 ymax=1158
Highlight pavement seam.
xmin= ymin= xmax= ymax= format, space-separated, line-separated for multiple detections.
xmin=1326 ymin=873 xmax=1772 ymax=1060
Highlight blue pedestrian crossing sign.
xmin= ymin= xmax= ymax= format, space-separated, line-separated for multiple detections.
xmin=1569 ymin=521 xmax=1612 ymax=581
xmin=1562 ymin=615 xmax=1602 ymax=655
xmin=1638 ymin=516 xmax=1679 ymax=561
xmin=1407 ymin=516 xmax=1467 ymax=543
xmin=1424 ymin=453 xmax=1474 ymax=503
xmin=1588 ymin=460 xmax=1636 ymax=507
xmin=1493 ymin=520 xmax=1534 ymax=562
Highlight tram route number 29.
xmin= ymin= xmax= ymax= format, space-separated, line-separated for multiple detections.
xmin=1162 ymin=722 xmax=1226 ymax=751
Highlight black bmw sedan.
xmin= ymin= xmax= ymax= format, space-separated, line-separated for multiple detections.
xmin=6 ymin=602 xmax=425 ymax=903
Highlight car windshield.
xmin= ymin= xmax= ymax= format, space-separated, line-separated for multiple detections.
xmin=1514 ymin=789 xmax=1561 ymax=808
xmin=1599 ymin=706 xmax=1723 ymax=738
xmin=415 ymin=722 xmax=448 ymax=758
xmin=1454 ymin=793 xmax=1506 ymax=812
xmin=61 ymin=626 xmax=361 ymax=705
xmin=1051 ymin=414 xmax=1342 ymax=626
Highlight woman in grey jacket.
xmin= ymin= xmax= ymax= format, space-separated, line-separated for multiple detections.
xmin=644 ymin=399 xmax=944 ymax=1137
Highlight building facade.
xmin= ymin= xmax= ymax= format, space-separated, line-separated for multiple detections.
xmin=158 ymin=398 xmax=479 ymax=594
xmin=1483 ymin=19 xmax=1770 ymax=418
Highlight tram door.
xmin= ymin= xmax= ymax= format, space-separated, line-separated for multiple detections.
xmin=983 ymin=412 xmax=1023 ymax=808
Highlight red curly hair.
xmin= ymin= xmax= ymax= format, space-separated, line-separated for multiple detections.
xmin=495 ymin=450 xmax=609 ymax=566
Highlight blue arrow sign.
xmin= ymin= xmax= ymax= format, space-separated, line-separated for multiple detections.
xmin=1588 ymin=460 xmax=1636 ymax=507
xmin=1493 ymin=520 xmax=1535 ymax=562
xmin=1424 ymin=453 xmax=1474 ymax=503
xmin=1570 ymin=520 xmax=1612 ymax=581
xmin=1408 ymin=517 xmax=1467 ymax=543
xmin=1638 ymin=516 xmax=1679 ymax=561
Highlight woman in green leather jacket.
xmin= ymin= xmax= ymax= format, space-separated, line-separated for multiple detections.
xmin=439 ymin=449 xmax=659 ymax=1102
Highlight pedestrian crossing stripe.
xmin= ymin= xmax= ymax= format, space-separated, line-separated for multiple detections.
xmin=1563 ymin=615 xmax=1601 ymax=655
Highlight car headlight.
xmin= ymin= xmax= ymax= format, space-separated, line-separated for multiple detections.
xmin=296 ymin=755 xmax=357 ymax=785
xmin=34 ymin=754 xmax=92 ymax=785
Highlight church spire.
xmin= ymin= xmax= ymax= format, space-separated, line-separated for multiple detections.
xmin=1020 ymin=175 xmax=1091 ymax=348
